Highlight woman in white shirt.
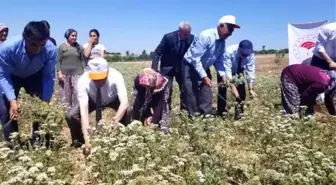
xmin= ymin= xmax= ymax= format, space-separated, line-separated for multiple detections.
xmin=83 ymin=29 xmax=106 ymax=62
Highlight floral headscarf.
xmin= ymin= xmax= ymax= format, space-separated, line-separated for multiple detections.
xmin=139 ymin=68 xmax=168 ymax=93
xmin=138 ymin=68 xmax=168 ymax=102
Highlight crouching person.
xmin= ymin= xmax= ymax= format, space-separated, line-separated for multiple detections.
xmin=65 ymin=58 xmax=133 ymax=149
xmin=132 ymin=68 xmax=170 ymax=134
xmin=222 ymin=40 xmax=257 ymax=120
xmin=280 ymin=64 xmax=336 ymax=117
xmin=0 ymin=21 xmax=57 ymax=145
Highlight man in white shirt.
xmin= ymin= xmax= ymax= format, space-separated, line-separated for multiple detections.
xmin=222 ymin=40 xmax=257 ymax=120
xmin=65 ymin=58 xmax=132 ymax=149
xmin=311 ymin=22 xmax=336 ymax=70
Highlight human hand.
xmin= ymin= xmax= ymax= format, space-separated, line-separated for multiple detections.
xmin=202 ymin=77 xmax=212 ymax=88
xmin=145 ymin=116 xmax=152 ymax=127
xmin=89 ymin=37 xmax=95 ymax=44
xmin=222 ymin=76 xmax=228 ymax=84
xmin=328 ymin=61 xmax=336 ymax=69
xmin=231 ymin=84 xmax=240 ymax=99
xmin=57 ymin=71 xmax=64 ymax=81
xmin=249 ymin=89 xmax=257 ymax=98
xmin=83 ymin=143 xmax=91 ymax=157
xmin=9 ymin=100 xmax=19 ymax=120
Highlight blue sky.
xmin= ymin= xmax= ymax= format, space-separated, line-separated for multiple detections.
xmin=1 ymin=0 xmax=335 ymax=55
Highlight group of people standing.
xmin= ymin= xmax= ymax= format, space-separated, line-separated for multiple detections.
xmin=0 ymin=15 xmax=257 ymax=151
xmin=0 ymin=17 xmax=335 ymax=152
xmin=152 ymin=15 xmax=257 ymax=121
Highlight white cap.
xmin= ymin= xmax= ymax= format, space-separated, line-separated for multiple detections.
xmin=87 ymin=57 xmax=109 ymax=80
xmin=218 ymin=15 xmax=240 ymax=29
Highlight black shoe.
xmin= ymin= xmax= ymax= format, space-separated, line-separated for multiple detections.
xmin=234 ymin=104 xmax=243 ymax=120
xmin=70 ymin=140 xmax=83 ymax=148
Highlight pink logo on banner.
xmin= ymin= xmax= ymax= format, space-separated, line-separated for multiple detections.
xmin=293 ymin=34 xmax=317 ymax=63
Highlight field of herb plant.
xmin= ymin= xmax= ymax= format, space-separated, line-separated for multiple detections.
xmin=0 ymin=55 xmax=335 ymax=185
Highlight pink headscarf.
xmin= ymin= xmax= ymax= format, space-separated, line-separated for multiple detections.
xmin=139 ymin=68 xmax=168 ymax=93
xmin=138 ymin=68 xmax=168 ymax=102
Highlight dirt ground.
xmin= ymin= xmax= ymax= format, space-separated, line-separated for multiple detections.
xmin=64 ymin=54 xmax=289 ymax=184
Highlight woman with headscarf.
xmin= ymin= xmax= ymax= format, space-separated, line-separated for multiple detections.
xmin=57 ymin=29 xmax=86 ymax=109
xmin=83 ymin=29 xmax=106 ymax=61
xmin=280 ymin=64 xmax=336 ymax=117
xmin=132 ymin=68 xmax=170 ymax=134
xmin=0 ymin=24 xmax=9 ymax=43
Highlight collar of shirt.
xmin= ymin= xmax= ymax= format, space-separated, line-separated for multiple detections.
xmin=214 ymin=28 xmax=220 ymax=40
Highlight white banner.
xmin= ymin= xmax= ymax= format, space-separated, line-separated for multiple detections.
xmin=288 ymin=20 xmax=328 ymax=65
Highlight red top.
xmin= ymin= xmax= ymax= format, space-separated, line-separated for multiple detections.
xmin=281 ymin=64 xmax=330 ymax=105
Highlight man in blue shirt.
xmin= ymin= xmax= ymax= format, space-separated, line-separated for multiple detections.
xmin=183 ymin=15 xmax=240 ymax=116
xmin=222 ymin=40 xmax=257 ymax=120
xmin=0 ymin=21 xmax=57 ymax=143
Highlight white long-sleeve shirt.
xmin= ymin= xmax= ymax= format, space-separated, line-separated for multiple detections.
xmin=77 ymin=67 xmax=128 ymax=143
xmin=313 ymin=22 xmax=336 ymax=61
xmin=223 ymin=44 xmax=256 ymax=83
xmin=77 ymin=67 xmax=128 ymax=108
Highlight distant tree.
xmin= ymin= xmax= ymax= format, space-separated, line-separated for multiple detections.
xmin=262 ymin=45 xmax=266 ymax=51
xmin=138 ymin=49 xmax=149 ymax=61
xmin=149 ymin=51 xmax=154 ymax=59
xmin=126 ymin=51 xmax=130 ymax=56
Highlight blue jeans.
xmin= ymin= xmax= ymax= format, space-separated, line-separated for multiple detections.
xmin=0 ymin=70 xmax=43 ymax=143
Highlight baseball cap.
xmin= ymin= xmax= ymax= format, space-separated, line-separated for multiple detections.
xmin=218 ymin=15 xmax=240 ymax=29
xmin=239 ymin=40 xmax=253 ymax=55
xmin=87 ymin=58 xmax=109 ymax=80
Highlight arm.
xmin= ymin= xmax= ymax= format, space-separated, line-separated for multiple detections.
xmin=56 ymin=45 xmax=63 ymax=73
xmin=100 ymin=44 xmax=106 ymax=59
xmin=245 ymin=54 xmax=256 ymax=90
xmin=315 ymin=27 xmax=334 ymax=63
xmin=80 ymin=46 xmax=86 ymax=69
xmin=113 ymin=73 xmax=129 ymax=123
xmin=0 ymin=46 xmax=16 ymax=101
xmin=77 ymin=77 xmax=90 ymax=144
xmin=184 ymin=35 xmax=209 ymax=79
xmin=83 ymin=43 xmax=92 ymax=58
xmin=41 ymin=49 xmax=57 ymax=102
xmin=223 ymin=50 xmax=233 ymax=82
xmin=151 ymin=35 xmax=166 ymax=70
xmin=324 ymin=89 xmax=336 ymax=115
xmin=301 ymin=82 xmax=326 ymax=106
xmin=213 ymin=47 xmax=227 ymax=78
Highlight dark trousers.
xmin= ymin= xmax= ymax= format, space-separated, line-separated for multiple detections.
xmin=217 ymin=73 xmax=246 ymax=120
xmin=310 ymin=55 xmax=331 ymax=70
xmin=65 ymin=98 xmax=133 ymax=144
xmin=0 ymin=70 xmax=43 ymax=143
xmin=182 ymin=61 xmax=212 ymax=116
xmin=166 ymin=70 xmax=186 ymax=111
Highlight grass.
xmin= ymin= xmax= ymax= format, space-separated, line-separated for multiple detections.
xmin=0 ymin=56 xmax=335 ymax=185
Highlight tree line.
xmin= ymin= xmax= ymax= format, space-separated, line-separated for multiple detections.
xmin=106 ymin=46 xmax=289 ymax=62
